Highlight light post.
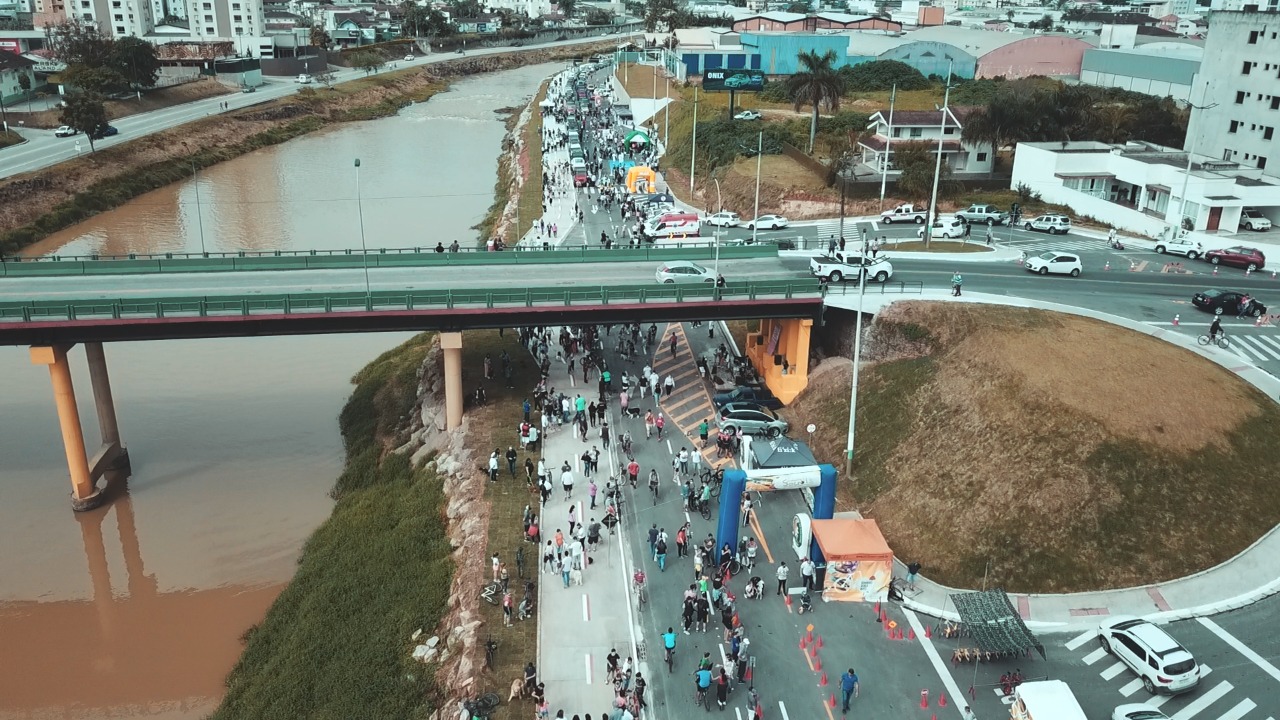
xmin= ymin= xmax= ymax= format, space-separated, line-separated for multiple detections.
xmin=1174 ymin=81 xmax=1216 ymax=239
xmin=689 ymin=86 xmax=699 ymax=196
xmin=192 ymin=162 xmax=207 ymax=255
xmin=878 ymin=84 xmax=896 ymax=213
xmin=925 ymin=63 xmax=955 ymax=248
xmin=663 ymin=73 xmax=669 ymax=149
xmin=844 ymin=232 xmax=870 ymax=478
xmin=354 ymin=158 xmax=371 ymax=304
xmin=752 ymin=131 xmax=762 ymax=245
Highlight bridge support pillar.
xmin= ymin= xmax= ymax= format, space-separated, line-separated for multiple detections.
xmin=30 ymin=343 xmax=130 ymax=512
xmin=745 ymin=318 xmax=813 ymax=405
xmin=440 ymin=331 xmax=463 ymax=431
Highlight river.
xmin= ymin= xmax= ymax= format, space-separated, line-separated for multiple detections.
xmin=0 ymin=62 xmax=557 ymax=720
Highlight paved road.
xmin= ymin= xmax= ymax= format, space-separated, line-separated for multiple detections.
xmin=0 ymin=33 xmax=636 ymax=181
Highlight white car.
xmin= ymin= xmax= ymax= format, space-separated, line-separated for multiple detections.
xmin=1024 ymin=251 xmax=1082 ymax=277
xmin=746 ymin=215 xmax=788 ymax=230
xmin=1097 ymin=616 xmax=1200 ymax=695
xmin=1241 ymin=208 xmax=1271 ymax=231
xmin=655 ymin=260 xmax=715 ymax=284
xmin=54 ymin=125 xmax=78 ymax=137
xmin=295 ymin=74 xmax=313 ymax=84
xmin=916 ymin=216 xmax=966 ymax=239
xmin=734 ymin=110 xmax=762 ymax=120
xmin=1024 ymin=214 xmax=1072 ymax=234
xmin=404 ymin=54 xmax=415 ymax=61
xmin=1153 ymin=236 xmax=1202 ymax=259
xmin=1112 ymin=705 xmax=1170 ymax=720
xmin=705 ymin=211 xmax=740 ymax=227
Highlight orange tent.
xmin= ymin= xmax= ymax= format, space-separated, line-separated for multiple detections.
xmin=810 ymin=519 xmax=894 ymax=603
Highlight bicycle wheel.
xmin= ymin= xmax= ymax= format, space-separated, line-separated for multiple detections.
xmin=1218 ymin=336 xmax=1231 ymax=349
xmin=728 ymin=558 xmax=742 ymax=577
xmin=699 ymin=502 xmax=712 ymax=521
xmin=710 ymin=481 xmax=721 ymax=499
xmin=478 ymin=693 xmax=501 ymax=711
xmin=1197 ymin=335 xmax=1210 ymax=346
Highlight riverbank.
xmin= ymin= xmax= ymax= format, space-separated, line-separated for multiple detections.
xmin=0 ymin=42 xmax=616 ymax=257
xmin=475 ymin=78 xmax=551 ymax=246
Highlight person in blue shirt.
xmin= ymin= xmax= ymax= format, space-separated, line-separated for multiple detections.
xmin=840 ymin=668 xmax=860 ymax=714
xmin=663 ymin=628 xmax=678 ymax=650
xmin=694 ymin=667 xmax=713 ymax=695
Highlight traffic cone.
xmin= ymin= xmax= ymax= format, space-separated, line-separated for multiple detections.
xmin=810 ymin=646 xmax=818 ymax=659
xmin=1272 ymin=270 xmax=1277 ymax=279
xmin=909 ymin=628 xmax=916 ymax=640
xmin=874 ymin=601 xmax=881 ymax=616
xmin=1104 ymin=261 xmax=1110 ymax=271
xmin=1256 ymin=315 xmax=1264 ymax=327
xmin=1172 ymin=314 xmax=1180 ymax=326
xmin=799 ymin=637 xmax=807 ymax=650
xmin=925 ymin=625 xmax=932 ymax=639
xmin=1247 ymin=268 xmax=1253 ymax=277
xmin=784 ymin=595 xmax=792 ymax=607
xmin=816 ymin=635 xmax=824 ymax=649
xmin=806 ymin=629 xmax=813 ymax=644
xmin=921 ymin=689 xmax=929 ymax=708
xmin=745 ymin=664 xmax=753 ymax=681
xmin=829 ymin=694 xmax=837 ymax=709
xmin=940 ymin=693 xmax=948 ymax=708
xmin=820 ymin=672 xmax=828 ymax=687
xmin=1214 ymin=266 xmax=1219 ymax=275
xmin=814 ymin=657 xmax=822 ymax=671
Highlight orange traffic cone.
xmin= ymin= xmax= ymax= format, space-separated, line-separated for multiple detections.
xmin=799 ymin=637 xmax=807 ymax=650
xmin=816 ymin=635 xmax=824 ymax=649
xmin=940 ymin=692 xmax=948 ymax=707
xmin=814 ymin=657 xmax=822 ymax=672
xmin=925 ymin=624 xmax=932 ymax=639
xmin=828 ymin=694 xmax=837 ymax=709
xmin=921 ymin=689 xmax=929 ymax=708
xmin=909 ymin=628 xmax=916 ymax=640
xmin=810 ymin=646 xmax=818 ymax=659
xmin=820 ymin=672 xmax=828 ymax=687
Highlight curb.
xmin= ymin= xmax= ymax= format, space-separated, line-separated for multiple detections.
xmin=850 ymin=292 xmax=1280 ymax=631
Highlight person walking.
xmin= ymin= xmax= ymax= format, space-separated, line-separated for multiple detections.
xmin=906 ymin=560 xmax=922 ymax=590
xmin=676 ymin=524 xmax=688 ymax=558
xmin=489 ymin=450 xmax=500 ymax=482
xmin=951 ymin=271 xmax=963 ymax=297
xmin=644 ymin=411 xmax=655 ymax=439
xmin=655 ymin=536 xmax=668 ymax=571
xmin=669 ymin=333 xmax=679 ymax=358
xmin=800 ymin=557 xmax=815 ymax=591
xmin=741 ymin=494 xmax=753 ymax=527
xmin=698 ymin=419 xmax=710 ymax=447
xmin=775 ymin=562 xmax=790 ymax=596
xmin=647 ymin=524 xmax=659 ymax=560
xmin=678 ymin=448 xmax=689 ymax=474
xmin=588 ymin=479 xmax=598 ymax=509
xmin=839 ymin=668 xmax=860 ymax=714
xmin=506 ymin=447 xmax=518 ymax=478
xmin=560 ymin=464 xmax=575 ymax=499
xmin=655 ymin=413 xmax=665 ymax=441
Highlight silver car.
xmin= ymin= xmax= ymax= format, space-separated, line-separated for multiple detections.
xmin=717 ymin=402 xmax=789 ymax=437
xmin=655 ymin=261 xmax=715 ymax=284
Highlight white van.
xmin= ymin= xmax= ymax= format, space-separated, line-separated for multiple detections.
xmin=643 ymin=212 xmax=701 ymax=238
xmin=295 ymin=74 xmax=313 ymax=84
xmin=570 ymin=157 xmax=587 ymax=172
xmin=1009 ymin=681 xmax=1087 ymax=720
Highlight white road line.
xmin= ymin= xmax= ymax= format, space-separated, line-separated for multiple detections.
xmin=1241 ymin=335 xmax=1280 ymax=360
xmin=778 ymin=700 xmax=790 ymax=720
xmin=1198 ymin=617 xmax=1280 ymax=683
xmin=1170 ymin=681 xmax=1233 ymax=720
xmin=735 ymin=707 xmax=744 ymax=720
xmin=1119 ymin=678 xmax=1144 ymax=697
xmin=1146 ymin=665 xmax=1212 ymax=708
xmin=582 ymin=593 xmax=590 ymax=622
xmin=1215 ymin=699 xmax=1256 ymax=720
xmin=1231 ymin=339 xmax=1269 ymax=361
xmin=904 ymin=609 xmax=968 ymax=714
xmin=1101 ymin=661 xmax=1129 ymax=680
xmin=1256 ymin=335 xmax=1280 ymax=354
xmin=585 ymin=653 xmax=593 ymax=684
xmin=1083 ymin=647 xmax=1109 ymax=665
xmin=1065 ymin=630 xmax=1094 ymax=651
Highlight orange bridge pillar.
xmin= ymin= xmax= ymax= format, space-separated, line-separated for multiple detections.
xmin=744 ymin=318 xmax=813 ymax=405
xmin=440 ymin=332 xmax=464 ymax=430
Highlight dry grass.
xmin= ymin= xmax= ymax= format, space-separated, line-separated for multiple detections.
xmin=724 ymin=319 xmax=759 ymax=354
xmin=783 ymin=302 xmax=1280 ymax=592
xmin=459 ymin=330 xmax=542 ymax=720
xmin=514 ymin=80 xmax=551 ymax=244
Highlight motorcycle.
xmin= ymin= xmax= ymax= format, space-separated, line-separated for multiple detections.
xmin=1108 ymin=238 xmax=1125 ymax=250
xmin=797 ymin=590 xmax=813 ymax=614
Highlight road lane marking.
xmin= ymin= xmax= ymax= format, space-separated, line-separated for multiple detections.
xmin=1198 ymin=617 xmax=1280 ymax=684
xmin=1082 ymin=647 xmax=1108 ymax=665
xmin=1065 ymin=629 xmax=1094 ymax=651
xmin=1100 ymin=661 xmax=1128 ymax=680
xmin=779 ymin=700 xmax=792 ymax=720
xmin=1214 ymin=699 xmax=1256 ymax=720
xmin=582 ymin=592 xmax=590 ymax=622
xmin=1170 ymin=681 xmax=1233 ymax=720
xmin=1119 ymin=678 xmax=1144 ymax=697
xmin=748 ymin=510 xmax=774 ymax=564
xmin=904 ymin=609 xmax=969 ymax=716
xmin=1241 ymin=335 xmax=1280 ymax=360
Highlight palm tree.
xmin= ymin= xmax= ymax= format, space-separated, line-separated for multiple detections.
xmin=786 ymin=49 xmax=843 ymax=154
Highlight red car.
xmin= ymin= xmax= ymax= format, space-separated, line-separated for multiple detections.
xmin=573 ymin=170 xmax=590 ymax=187
xmin=1204 ymin=246 xmax=1266 ymax=271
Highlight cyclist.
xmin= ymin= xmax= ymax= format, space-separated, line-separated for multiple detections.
xmin=1209 ymin=316 xmax=1223 ymax=343
xmin=694 ymin=666 xmax=713 ymax=705
xmin=648 ymin=469 xmax=660 ymax=502
xmin=662 ymin=627 xmax=678 ymax=668
xmin=699 ymin=481 xmax=712 ymax=515
xmin=698 ymin=651 xmax=714 ymax=671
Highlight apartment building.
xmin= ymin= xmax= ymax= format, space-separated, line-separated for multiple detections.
xmin=1184 ymin=9 xmax=1280 ymax=179
xmin=67 ymin=0 xmax=157 ymax=37
xmin=183 ymin=0 xmax=262 ymax=40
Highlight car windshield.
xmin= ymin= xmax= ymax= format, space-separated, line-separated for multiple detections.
xmin=1128 ymin=712 xmax=1168 ymax=720
xmin=1037 ymin=253 xmax=1057 ymax=260
xmin=687 ymin=263 xmax=707 ymax=273
xmin=1164 ymin=658 xmax=1196 ymax=675
xmin=1202 ymin=290 xmax=1223 ymax=298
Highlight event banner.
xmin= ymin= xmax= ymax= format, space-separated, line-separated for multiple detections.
xmin=823 ymin=559 xmax=891 ymax=603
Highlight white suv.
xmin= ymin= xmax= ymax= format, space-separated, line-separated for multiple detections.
xmin=1024 ymin=214 xmax=1072 ymax=234
xmin=705 ymin=211 xmax=740 ymax=227
xmin=1153 ymin=237 xmax=1202 ymax=259
xmin=917 ymin=216 xmax=966 ymax=239
xmin=1097 ymin=616 xmax=1200 ymax=695
xmin=1241 ymin=208 xmax=1272 ymax=231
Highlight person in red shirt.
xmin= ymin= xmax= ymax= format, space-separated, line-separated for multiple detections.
xmin=627 ymin=459 xmax=640 ymax=488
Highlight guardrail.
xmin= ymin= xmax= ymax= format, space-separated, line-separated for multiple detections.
xmin=823 ymin=280 xmax=924 ymax=295
xmin=0 ymin=243 xmax=780 ymax=278
xmin=0 ymin=280 xmax=825 ymax=323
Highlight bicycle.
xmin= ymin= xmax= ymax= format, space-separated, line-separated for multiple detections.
xmin=700 ymin=468 xmax=724 ymax=498
xmin=724 ymin=555 xmax=743 ymax=577
xmin=698 ymin=497 xmax=713 ymax=521
xmin=1197 ymin=332 xmax=1230 ymax=349
xmin=650 ymin=480 xmax=660 ymax=505
xmin=484 ymin=637 xmax=498 ymax=670
xmin=633 ymin=570 xmax=647 ymax=612
xmin=480 ymin=581 xmax=501 ymax=606
xmin=694 ymin=683 xmax=710 ymax=711
xmin=666 ymin=645 xmax=676 ymax=673
xmin=462 ymin=692 xmax=501 ymax=719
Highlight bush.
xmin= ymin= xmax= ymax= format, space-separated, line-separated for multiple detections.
xmin=839 ymin=60 xmax=930 ymax=93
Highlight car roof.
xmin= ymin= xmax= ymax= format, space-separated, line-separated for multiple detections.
xmin=721 ymin=402 xmax=774 ymax=414
xmin=1105 ymin=616 xmax=1186 ymax=655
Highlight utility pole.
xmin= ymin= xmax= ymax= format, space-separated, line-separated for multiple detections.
xmin=689 ymin=86 xmax=698 ymax=196
xmin=878 ymin=84 xmax=896 ymax=213
xmin=751 ymin=131 xmax=762 ymax=245
xmin=925 ymin=62 xmax=954 ymax=249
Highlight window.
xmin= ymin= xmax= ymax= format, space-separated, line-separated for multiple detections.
xmin=1243 ymin=61 xmax=1253 ymax=75
xmin=1238 ymin=91 xmax=1247 ymax=104
xmin=1249 ymin=30 xmax=1259 ymax=43
xmin=114 ymin=13 xmax=122 ymax=19
xmin=233 ymin=14 xmax=241 ymax=21
xmin=1230 ymin=120 xmax=1239 ymax=133
xmin=944 ymin=126 xmax=955 ymax=135
xmin=232 ymin=1 xmax=240 ymax=6
xmin=1260 ymin=156 xmax=1269 ymax=169
xmin=205 ymin=26 xmax=214 ymax=33
xmin=204 ymin=14 xmax=212 ymax=21
xmin=1267 ymin=127 xmax=1275 ymax=140
xmin=1273 ymin=97 xmax=1280 ymax=110
xmin=909 ymin=127 xmax=922 ymax=137
xmin=202 ymin=2 xmax=210 ymax=8
xmin=116 ymin=25 xmax=124 ymax=32
xmin=977 ymin=152 xmax=988 ymax=162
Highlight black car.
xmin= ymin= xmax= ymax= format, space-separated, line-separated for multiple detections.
xmin=90 ymin=125 xmax=118 ymax=140
xmin=1191 ymin=289 xmax=1267 ymax=317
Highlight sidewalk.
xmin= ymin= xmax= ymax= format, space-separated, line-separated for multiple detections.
xmin=825 ymin=289 xmax=1280 ymax=634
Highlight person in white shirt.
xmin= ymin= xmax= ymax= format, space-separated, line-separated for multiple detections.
xmin=560 ymin=467 xmax=575 ymax=498
xmin=800 ymin=558 xmax=816 ymax=591
xmin=677 ymin=448 xmax=689 ymax=474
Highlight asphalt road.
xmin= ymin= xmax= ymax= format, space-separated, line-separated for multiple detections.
xmin=0 ymin=32 xmax=636 ymax=181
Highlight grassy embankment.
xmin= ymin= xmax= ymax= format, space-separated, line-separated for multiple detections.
xmin=0 ymin=130 xmax=23 ymax=150
xmin=474 ymin=78 xmax=551 ymax=246
xmin=783 ymin=302 xmax=1280 ymax=593
xmin=211 ymin=329 xmax=544 ymax=720
xmin=212 ymin=333 xmax=453 ymax=719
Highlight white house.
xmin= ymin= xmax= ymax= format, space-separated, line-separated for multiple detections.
xmin=1010 ymin=140 xmax=1280 ymax=238
xmin=858 ymin=107 xmax=994 ymax=176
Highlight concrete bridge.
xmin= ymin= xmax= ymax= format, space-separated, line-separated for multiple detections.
xmin=1 ymin=246 xmax=825 ymax=511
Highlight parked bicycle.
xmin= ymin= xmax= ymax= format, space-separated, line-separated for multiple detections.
xmin=633 ymin=569 xmax=647 ymax=612
xmin=700 ymin=468 xmax=725 ymax=498
xmin=462 ymin=692 xmax=501 ymax=719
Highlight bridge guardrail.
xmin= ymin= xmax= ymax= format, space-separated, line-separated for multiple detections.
xmin=0 ymin=280 xmax=825 ymax=322
xmin=823 ymin=280 xmax=924 ymax=295
xmin=0 ymin=243 xmax=781 ymax=278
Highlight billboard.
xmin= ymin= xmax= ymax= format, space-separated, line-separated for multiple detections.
xmin=703 ymin=68 xmax=764 ymax=92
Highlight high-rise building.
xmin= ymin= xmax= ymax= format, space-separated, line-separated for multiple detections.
xmin=66 ymin=0 xmax=157 ymax=37
xmin=184 ymin=0 xmax=262 ymax=41
xmin=1184 ymin=9 xmax=1280 ymax=177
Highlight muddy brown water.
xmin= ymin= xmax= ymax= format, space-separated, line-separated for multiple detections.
xmin=0 ymin=63 xmax=557 ymax=719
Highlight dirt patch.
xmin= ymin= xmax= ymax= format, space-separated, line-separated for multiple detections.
xmin=785 ymin=302 xmax=1280 ymax=592
xmin=7 ymin=79 xmax=234 ymax=129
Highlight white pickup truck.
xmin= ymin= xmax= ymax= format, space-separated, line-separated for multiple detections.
xmin=809 ymin=250 xmax=894 ymax=283
xmin=1009 ymin=681 xmax=1087 ymax=720
xmin=879 ymin=203 xmax=929 ymax=224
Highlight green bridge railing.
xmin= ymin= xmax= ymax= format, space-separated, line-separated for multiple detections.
xmin=0 ymin=280 xmax=825 ymax=323
xmin=0 ymin=243 xmax=781 ymax=278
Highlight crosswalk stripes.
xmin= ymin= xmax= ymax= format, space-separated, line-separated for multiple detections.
xmin=1003 ymin=238 xmax=1108 ymax=254
xmin=1222 ymin=334 xmax=1280 ymax=362
xmin=1082 ymin=647 xmax=1108 ymax=665
xmin=1216 ymin=700 xmax=1258 ymax=720
xmin=1064 ymin=629 xmax=1094 ymax=652
xmin=1100 ymin=661 xmax=1128 ymax=680
xmin=1142 ymin=665 xmax=1212 ymax=709
xmin=1170 ymin=682 xmax=1234 ymax=720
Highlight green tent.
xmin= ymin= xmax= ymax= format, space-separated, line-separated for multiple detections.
xmin=625 ymin=129 xmax=651 ymax=146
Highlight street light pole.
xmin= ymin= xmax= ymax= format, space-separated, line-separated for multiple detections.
xmin=664 ymin=73 xmax=669 ymax=149
xmin=925 ymin=62 xmax=954 ymax=249
xmin=192 ymin=162 xmax=207 ymax=255
xmin=844 ymin=233 xmax=869 ymax=478
xmin=752 ymin=131 xmax=762 ymax=245
xmin=878 ymin=84 xmax=896 ymax=213
xmin=354 ymin=158 xmax=371 ymax=304
xmin=689 ymin=86 xmax=699 ymax=196
xmin=1175 ymin=81 xmax=1215 ymax=238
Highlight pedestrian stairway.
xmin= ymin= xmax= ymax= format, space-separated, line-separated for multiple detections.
xmin=650 ymin=323 xmax=733 ymax=471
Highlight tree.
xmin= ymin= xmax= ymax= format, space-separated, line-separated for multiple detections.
xmin=111 ymin=37 xmax=160 ymax=89
xmin=1027 ymin=14 xmax=1054 ymax=30
xmin=350 ymin=51 xmax=385 ymax=74
xmin=891 ymin=141 xmax=937 ymax=201
xmin=61 ymin=64 xmax=127 ymax=94
xmin=59 ymin=91 xmax=108 ymax=151
xmin=310 ymin=24 xmax=331 ymax=47
xmin=786 ymin=1 xmax=810 ymax=12
xmin=584 ymin=7 xmax=613 ymax=25
xmin=448 ymin=0 xmax=484 ymax=18
xmin=44 ymin=19 xmax=113 ymax=67
xmin=786 ymin=49 xmax=843 ymax=153
xmin=17 ymin=72 xmax=31 ymax=102
xmin=315 ymin=70 xmax=337 ymax=87
xmin=560 ymin=0 xmax=577 ymax=16
xmin=838 ymin=59 xmax=929 ymax=92
xmin=644 ymin=0 xmax=679 ymax=31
